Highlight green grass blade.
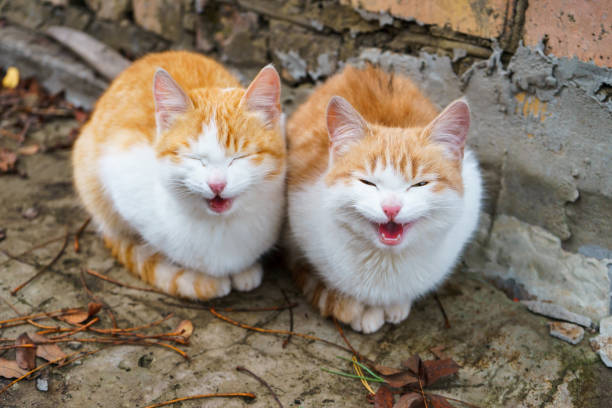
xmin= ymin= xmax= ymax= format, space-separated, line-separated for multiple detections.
xmin=335 ymin=356 xmax=384 ymax=381
xmin=321 ymin=367 xmax=385 ymax=383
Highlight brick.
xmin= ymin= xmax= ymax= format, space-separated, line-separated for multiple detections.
xmin=341 ymin=0 xmax=510 ymax=38
xmin=524 ymin=0 xmax=612 ymax=68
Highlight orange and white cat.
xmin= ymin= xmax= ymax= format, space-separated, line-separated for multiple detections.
xmin=287 ymin=65 xmax=482 ymax=333
xmin=73 ymin=51 xmax=285 ymax=300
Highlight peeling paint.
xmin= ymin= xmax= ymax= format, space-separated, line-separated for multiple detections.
xmin=515 ymin=92 xmax=549 ymax=122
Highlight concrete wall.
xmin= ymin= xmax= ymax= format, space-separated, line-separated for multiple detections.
xmin=1 ymin=0 xmax=610 ymax=318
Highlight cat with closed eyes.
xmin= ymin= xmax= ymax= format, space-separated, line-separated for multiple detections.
xmin=286 ymin=65 xmax=482 ymax=333
xmin=73 ymin=51 xmax=285 ymax=300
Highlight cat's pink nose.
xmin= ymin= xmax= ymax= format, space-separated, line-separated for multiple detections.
xmin=382 ymin=204 xmax=401 ymax=220
xmin=208 ymin=181 xmax=226 ymax=195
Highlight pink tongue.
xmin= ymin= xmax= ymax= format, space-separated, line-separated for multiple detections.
xmin=379 ymin=222 xmax=403 ymax=240
xmin=209 ymin=196 xmax=231 ymax=212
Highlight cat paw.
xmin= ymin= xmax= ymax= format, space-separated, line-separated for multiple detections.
xmin=384 ymin=303 xmax=411 ymax=324
xmin=214 ymin=276 xmax=232 ymax=298
xmin=350 ymin=307 xmax=385 ymax=334
xmin=231 ymin=263 xmax=263 ymax=292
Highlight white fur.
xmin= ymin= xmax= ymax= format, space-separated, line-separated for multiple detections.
xmin=289 ymin=150 xmax=482 ymax=316
xmin=98 ymin=119 xmax=285 ymax=279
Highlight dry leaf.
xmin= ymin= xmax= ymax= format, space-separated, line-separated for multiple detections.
xmin=17 ymin=144 xmax=40 ymax=156
xmin=374 ymin=364 xmax=403 ymax=376
xmin=59 ymin=308 xmax=88 ymax=324
xmin=374 ymin=385 xmax=394 ymax=408
xmin=29 ymin=332 xmax=67 ymax=363
xmin=0 ymin=358 xmax=29 ymax=379
xmin=430 ymin=345 xmax=448 ymax=360
xmin=0 ymin=149 xmax=17 ymax=173
xmin=394 ymin=392 xmax=425 ymax=408
xmin=73 ymin=109 xmax=89 ymax=123
xmin=60 ymin=302 xmax=103 ymax=324
xmin=16 ymin=333 xmax=37 ymax=370
xmin=175 ymin=320 xmax=194 ymax=339
xmin=423 ymin=359 xmax=460 ymax=386
xmin=87 ymin=302 xmax=103 ymax=318
xmin=383 ymin=371 xmax=419 ymax=388
xmin=429 ymin=395 xmax=454 ymax=408
xmin=401 ymin=354 xmax=422 ymax=376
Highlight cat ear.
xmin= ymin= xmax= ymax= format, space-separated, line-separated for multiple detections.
xmin=326 ymin=96 xmax=368 ymax=160
xmin=153 ymin=68 xmax=193 ymax=138
xmin=241 ymin=64 xmax=281 ymax=129
xmin=425 ymin=98 xmax=470 ymax=160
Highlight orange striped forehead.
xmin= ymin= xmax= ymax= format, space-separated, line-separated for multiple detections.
xmin=155 ymin=87 xmax=285 ymax=164
xmin=325 ymin=124 xmax=464 ymax=194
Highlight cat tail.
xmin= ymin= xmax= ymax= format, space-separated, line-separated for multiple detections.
xmin=103 ymin=236 xmax=230 ymax=300
xmin=290 ymin=258 xmax=364 ymax=324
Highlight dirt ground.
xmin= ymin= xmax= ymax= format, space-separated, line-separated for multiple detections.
xmin=0 ymin=115 xmax=610 ymax=407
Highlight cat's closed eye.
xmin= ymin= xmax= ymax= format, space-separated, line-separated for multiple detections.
xmin=411 ymin=181 xmax=429 ymax=187
xmin=229 ymin=154 xmax=249 ymax=166
xmin=359 ymin=179 xmax=377 ymax=187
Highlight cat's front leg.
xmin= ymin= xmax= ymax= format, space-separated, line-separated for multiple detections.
xmin=230 ymin=262 xmax=263 ymax=292
xmin=384 ymin=302 xmax=411 ymax=324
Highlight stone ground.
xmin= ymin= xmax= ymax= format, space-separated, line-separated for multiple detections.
xmin=0 ymin=116 xmax=610 ymax=407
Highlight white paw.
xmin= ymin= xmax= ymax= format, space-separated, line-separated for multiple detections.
xmin=216 ymin=276 xmax=232 ymax=297
xmin=350 ymin=307 xmax=385 ymax=334
xmin=384 ymin=303 xmax=411 ymax=324
xmin=231 ymin=263 xmax=263 ymax=292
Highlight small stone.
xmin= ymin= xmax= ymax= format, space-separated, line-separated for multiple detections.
xmin=597 ymin=344 xmax=612 ymax=368
xmin=521 ymin=300 xmax=592 ymax=328
xmin=118 ymin=360 xmax=131 ymax=371
xmin=36 ymin=376 xmax=49 ymax=392
xmin=21 ymin=207 xmax=39 ymax=220
xmin=599 ymin=316 xmax=612 ymax=336
xmin=549 ymin=321 xmax=584 ymax=344
xmin=67 ymin=341 xmax=83 ymax=350
xmin=138 ymin=354 xmax=153 ymax=368
xmin=590 ymin=334 xmax=612 ymax=352
xmin=0 ymin=227 xmax=5 ymax=242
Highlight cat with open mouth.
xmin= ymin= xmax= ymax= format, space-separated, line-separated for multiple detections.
xmin=286 ymin=65 xmax=483 ymax=333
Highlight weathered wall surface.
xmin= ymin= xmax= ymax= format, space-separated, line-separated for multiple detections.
xmin=0 ymin=0 xmax=610 ymax=317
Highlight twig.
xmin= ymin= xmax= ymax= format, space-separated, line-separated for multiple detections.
xmin=85 ymin=268 xmax=167 ymax=295
xmin=0 ymin=234 xmax=65 ymax=267
xmin=80 ymin=269 xmax=118 ymax=330
xmin=236 ymin=366 xmax=283 ymax=408
xmin=333 ymin=317 xmax=363 ymax=360
xmin=280 ymin=289 xmax=294 ymax=348
xmin=433 ymin=293 xmax=451 ymax=329
xmin=160 ymin=300 xmax=297 ymax=313
xmin=0 ymin=308 xmax=88 ymax=328
xmin=11 ymin=229 xmax=69 ymax=295
xmin=0 ymin=351 xmax=80 ymax=396
xmin=0 ymin=337 xmax=188 ymax=359
xmin=51 ymin=317 xmax=99 ymax=339
xmin=143 ymin=393 xmax=256 ymax=408
xmin=418 ymin=374 xmax=429 ymax=408
xmin=209 ymin=308 xmax=353 ymax=354
xmin=89 ymin=314 xmax=173 ymax=334
xmin=73 ymin=217 xmax=91 ymax=252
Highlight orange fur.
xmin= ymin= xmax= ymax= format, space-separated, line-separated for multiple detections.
xmin=286 ymin=64 xmax=464 ymax=324
xmin=73 ymin=51 xmax=285 ymax=300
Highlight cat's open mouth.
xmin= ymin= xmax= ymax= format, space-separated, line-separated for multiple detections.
xmin=207 ymin=196 xmax=233 ymax=213
xmin=377 ymin=221 xmax=414 ymax=246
